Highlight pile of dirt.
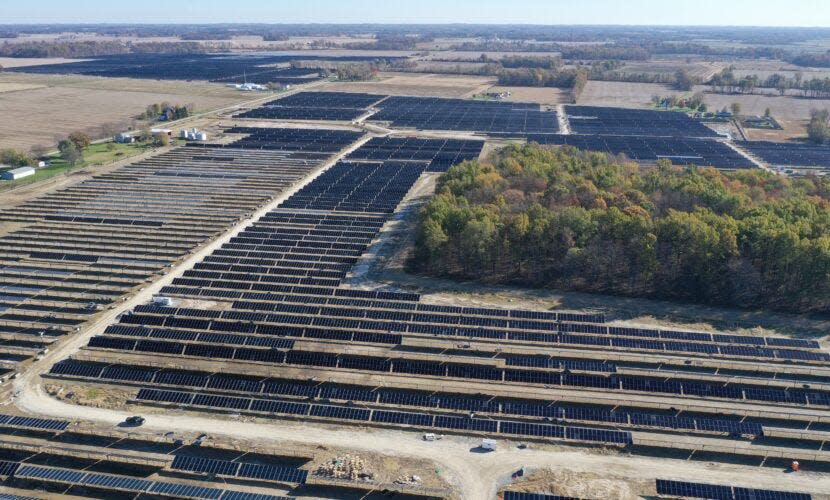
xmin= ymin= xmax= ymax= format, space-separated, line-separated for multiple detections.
xmin=504 ymin=467 xmax=651 ymax=500
xmin=316 ymin=454 xmax=374 ymax=481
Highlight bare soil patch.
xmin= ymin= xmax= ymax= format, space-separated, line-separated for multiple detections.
xmin=486 ymin=86 xmax=571 ymax=105
xmin=576 ymin=81 xmax=673 ymax=108
xmin=501 ymin=467 xmax=652 ymax=500
xmin=0 ymin=84 xmax=239 ymax=151
xmin=316 ymin=72 xmax=496 ymax=98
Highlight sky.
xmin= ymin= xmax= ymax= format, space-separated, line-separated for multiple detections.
xmin=2 ymin=0 xmax=829 ymax=27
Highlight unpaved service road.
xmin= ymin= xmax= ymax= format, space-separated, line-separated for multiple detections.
xmin=14 ymin=383 xmax=830 ymax=500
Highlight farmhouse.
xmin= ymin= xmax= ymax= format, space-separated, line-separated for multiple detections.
xmin=1 ymin=166 xmax=36 ymax=181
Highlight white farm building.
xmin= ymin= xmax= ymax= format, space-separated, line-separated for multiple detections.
xmin=1 ymin=166 xmax=36 ymax=181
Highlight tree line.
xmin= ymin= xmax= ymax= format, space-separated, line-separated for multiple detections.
xmin=0 ymin=40 xmax=216 ymax=58
xmin=708 ymin=67 xmax=830 ymax=98
xmin=411 ymin=144 xmax=830 ymax=314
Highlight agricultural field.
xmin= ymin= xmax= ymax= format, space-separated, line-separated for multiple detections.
xmin=316 ymin=72 xmax=496 ymax=97
xmin=576 ymin=81 xmax=674 ymax=108
xmin=485 ymin=85 xmax=571 ymax=104
xmin=0 ymin=74 xmax=250 ymax=151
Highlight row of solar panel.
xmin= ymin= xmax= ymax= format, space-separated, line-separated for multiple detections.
xmin=160 ymin=285 xmax=600 ymax=322
xmin=278 ymin=161 xmax=426 ymax=214
xmin=655 ymin=479 xmax=812 ymax=500
xmin=564 ymin=106 xmax=719 ymax=138
xmin=259 ymin=92 xmax=387 ymax=109
xmin=345 ymin=136 xmax=484 ymax=172
xmin=503 ymin=492 xmax=583 ymax=500
xmin=367 ymin=95 xmax=558 ymax=134
xmin=171 ymin=455 xmax=308 ymax=484
xmin=736 ymin=140 xmax=830 ymax=168
xmin=0 ymin=413 xmax=68 ymax=431
xmin=50 ymin=359 xmax=765 ymax=437
xmin=136 ymin=388 xmax=633 ymax=445
xmin=11 ymin=463 xmax=290 ymax=500
xmin=229 ymin=299 xmax=809 ymax=349
xmin=527 ymin=134 xmax=754 ymax=169
xmin=118 ymin=309 xmax=827 ymax=364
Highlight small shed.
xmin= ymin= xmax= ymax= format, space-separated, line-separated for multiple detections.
xmin=114 ymin=133 xmax=135 ymax=144
xmin=1 ymin=166 xmax=36 ymax=181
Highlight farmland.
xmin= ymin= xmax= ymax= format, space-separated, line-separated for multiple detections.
xmin=0 ymin=21 xmax=828 ymax=500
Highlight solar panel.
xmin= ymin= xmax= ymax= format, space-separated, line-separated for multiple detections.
xmin=0 ymin=461 xmax=20 ymax=476
xmin=149 ymin=481 xmax=224 ymax=499
xmin=81 ymin=472 xmax=153 ymax=492
xmin=503 ymin=492 xmax=583 ymax=500
xmin=5 ymin=415 xmax=68 ymax=431
xmin=220 ymin=492 xmax=293 ymax=500
xmin=237 ymin=462 xmax=308 ymax=484
xmin=656 ymin=479 xmax=736 ymax=500
xmin=172 ymin=455 xmax=241 ymax=476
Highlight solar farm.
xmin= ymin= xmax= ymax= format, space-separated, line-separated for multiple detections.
xmin=7 ymin=54 xmax=396 ymax=85
xmin=0 ymin=76 xmax=828 ymax=498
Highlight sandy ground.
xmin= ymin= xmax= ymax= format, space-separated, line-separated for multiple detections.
xmin=576 ymin=81 xmax=674 ymax=108
xmin=317 ymin=72 xmax=496 ymax=98
xmin=620 ymin=59 xmax=727 ymax=81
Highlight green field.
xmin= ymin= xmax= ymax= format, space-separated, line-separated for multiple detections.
xmin=0 ymin=140 xmax=165 ymax=191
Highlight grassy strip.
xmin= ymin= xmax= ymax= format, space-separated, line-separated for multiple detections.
xmin=0 ymin=140 xmax=171 ymax=192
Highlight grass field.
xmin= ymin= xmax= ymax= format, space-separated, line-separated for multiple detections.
xmin=0 ymin=141 xmax=157 ymax=191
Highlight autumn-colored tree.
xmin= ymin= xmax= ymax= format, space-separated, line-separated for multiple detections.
xmin=68 ymin=130 xmax=91 ymax=150
xmin=411 ymin=144 xmax=830 ymax=313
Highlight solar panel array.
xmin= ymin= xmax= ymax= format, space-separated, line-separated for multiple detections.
xmin=565 ymin=106 xmax=719 ymax=138
xmin=196 ymin=127 xmax=364 ymax=153
xmin=736 ymin=141 xmax=830 ymax=168
xmin=11 ymin=463 xmax=291 ymax=500
xmin=280 ymin=161 xmax=426 ymax=213
xmin=236 ymin=91 xmax=386 ymax=121
xmin=346 ymin=136 xmax=485 ymax=172
xmin=0 ymin=413 xmax=68 ymax=431
xmin=135 ymin=387 xmax=632 ymax=444
xmin=172 ymin=455 xmax=308 ymax=484
xmin=0 ymin=129 xmax=360 ymax=373
xmin=103 ymin=300 xmax=825 ymax=364
xmin=50 ymin=358 xmax=765 ymax=438
xmin=527 ymin=134 xmax=753 ymax=169
xmin=9 ymin=53 xmax=394 ymax=83
xmin=655 ymin=479 xmax=812 ymax=500
xmin=503 ymin=492 xmax=584 ymax=500
xmin=370 ymin=95 xmax=559 ymax=134
xmin=41 ymin=121 xmax=830 ymax=463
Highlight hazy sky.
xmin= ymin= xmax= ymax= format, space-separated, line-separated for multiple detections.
xmin=3 ymin=0 xmax=829 ymax=26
